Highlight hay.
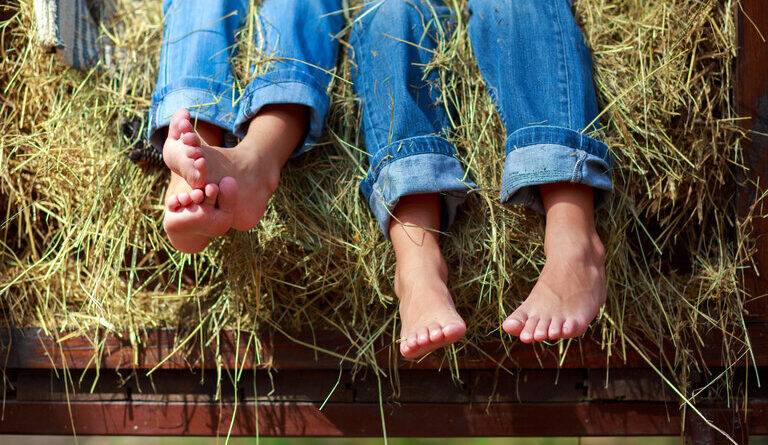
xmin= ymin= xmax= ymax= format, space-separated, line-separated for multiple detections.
xmin=0 ymin=0 xmax=756 ymax=417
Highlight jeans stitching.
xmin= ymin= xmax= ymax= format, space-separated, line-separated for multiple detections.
xmin=551 ymin=0 xmax=573 ymax=129
xmin=351 ymin=10 xmax=384 ymax=150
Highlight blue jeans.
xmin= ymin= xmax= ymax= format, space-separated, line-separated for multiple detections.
xmin=147 ymin=0 xmax=343 ymax=153
xmin=351 ymin=0 xmax=613 ymax=236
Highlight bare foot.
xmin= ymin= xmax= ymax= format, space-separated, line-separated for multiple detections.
xmin=163 ymin=105 xmax=308 ymax=231
xmin=391 ymin=194 xmax=467 ymax=360
xmin=163 ymin=172 xmax=237 ymax=253
xmin=502 ymin=184 xmax=607 ymax=343
xmin=162 ymin=109 xmax=214 ymax=189
xmin=396 ymin=256 xmax=467 ymax=360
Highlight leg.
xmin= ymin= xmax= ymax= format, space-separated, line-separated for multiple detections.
xmin=502 ymin=183 xmax=606 ymax=342
xmin=149 ymin=0 xmax=244 ymax=150
xmin=351 ymin=0 xmax=474 ymax=359
xmin=164 ymin=0 xmax=343 ymax=231
xmin=149 ymin=0 xmax=245 ymax=251
xmin=467 ymin=0 xmax=612 ymax=341
xmin=391 ymin=195 xmax=466 ymax=360
xmin=163 ymin=112 xmax=237 ymax=253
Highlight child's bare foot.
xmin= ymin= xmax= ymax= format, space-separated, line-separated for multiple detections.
xmin=162 ymin=109 xmax=216 ymax=189
xmin=163 ymin=105 xmax=308 ymax=231
xmin=503 ymin=184 xmax=607 ymax=343
xmin=163 ymin=173 xmax=237 ymax=253
xmin=391 ymin=194 xmax=467 ymax=360
xmin=395 ymin=255 xmax=467 ymax=359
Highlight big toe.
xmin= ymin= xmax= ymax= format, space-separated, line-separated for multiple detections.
xmin=442 ymin=321 xmax=466 ymax=343
xmin=168 ymin=109 xmax=191 ymax=139
xmin=502 ymin=310 xmax=528 ymax=336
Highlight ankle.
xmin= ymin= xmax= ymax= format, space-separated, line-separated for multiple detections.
xmin=192 ymin=120 xmax=224 ymax=146
xmin=394 ymin=251 xmax=448 ymax=294
xmin=242 ymin=105 xmax=308 ymax=151
xmin=544 ymin=226 xmax=605 ymax=264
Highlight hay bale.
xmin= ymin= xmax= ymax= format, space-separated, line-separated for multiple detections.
xmin=0 ymin=0 xmax=754 ymax=408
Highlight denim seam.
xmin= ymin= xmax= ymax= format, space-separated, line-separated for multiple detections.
xmin=351 ymin=22 xmax=383 ymax=150
xmin=572 ymin=149 xmax=586 ymax=182
xmin=551 ymin=0 xmax=573 ymax=129
xmin=485 ymin=85 xmax=509 ymax=133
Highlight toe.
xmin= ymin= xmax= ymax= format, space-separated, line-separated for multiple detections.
xmin=189 ymin=189 xmax=205 ymax=204
xmin=400 ymin=337 xmax=411 ymax=357
xmin=427 ymin=323 xmax=444 ymax=343
xmin=193 ymin=157 xmax=207 ymax=179
xmin=181 ymin=132 xmax=201 ymax=147
xmin=416 ymin=326 xmax=430 ymax=347
xmin=562 ymin=319 xmax=579 ymax=338
xmin=185 ymin=146 xmax=203 ymax=160
xmin=519 ymin=316 xmax=539 ymax=344
xmin=177 ymin=192 xmax=192 ymax=207
xmin=179 ymin=133 xmax=202 ymax=147
xmin=169 ymin=109 xmax=191 ymax=139
xmin=548 ymin=318 xmax=564 ymax=340
xmin=573 ymin=318 xmax=589 ymax=337
xmin=502 ymin=308 xmax=528 ymax=336
xmin=165 ymin=194 xmax=182 ymax=212
xmin=406 ymin=334 xmax=419 ymax=352
xmin=217 ymin=177 xmax=238 ymax=212
xmin=442 ymin=321 xmax=466 ymax=343
xmin=204 ymin=183 xmax=219 ymax=206
xmin=533 ymin=318 xmax=551 ymax=342
xmin=177 ymin=118 xmax=193 ymax=135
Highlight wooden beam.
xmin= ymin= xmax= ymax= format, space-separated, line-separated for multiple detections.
xmin=2 ymin=365 xmax=763 ymax=437
xmin=2 ymin=326 xmax=766 ymax=371
xmin=0 ymin=400 xmax=764 ymax=437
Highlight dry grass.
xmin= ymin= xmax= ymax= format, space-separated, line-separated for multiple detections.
xmin=0 ymin=0 xmax=757 ymax=431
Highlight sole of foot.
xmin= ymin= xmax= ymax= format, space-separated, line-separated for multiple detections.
xmin=162 ymin=107 xmax=300 ymax=232
xmin=163 ymin=174 xmax=237 ymax=253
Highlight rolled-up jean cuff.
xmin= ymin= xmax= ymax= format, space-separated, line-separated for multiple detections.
xmin=234 ymin=69 xmax=330 ymax=157
xmin=360 ymin=136 xmax=474 ymax=238
xmin=147 ymin=78 xmax=238 ymax=151
xmin=500 ymin=126 xmax=613 ymax=213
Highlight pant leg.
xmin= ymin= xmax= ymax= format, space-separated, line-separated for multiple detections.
xmin=148 ymin=0 xmax=246 ymax=150
xmin=468 ymin=0 xmax=612 ymax=213
xmin=351 ymin=0 xmax=475 ymax=237
xmin=234 ymin=0 xmax=344 ymax=155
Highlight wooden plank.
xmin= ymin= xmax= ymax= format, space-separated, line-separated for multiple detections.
xmin=468 ymin=369 xmax=588 ymax=403
xmin=3 ymin=364 xmax=763 ymax=437
xmin=736 ymin=0 xmax=768 ymax=319
xmin=587 ymin=368 xmax=673 ymax=402
xmin=3 ymin=326 xmax=766 ymax=371
xmin=12 ymin=369 xmax=355 ymax=404
xmin=0 ymin=400 xmax=765 ymax=437
xmin=0 ymin=401 xmax=683 ymax=436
